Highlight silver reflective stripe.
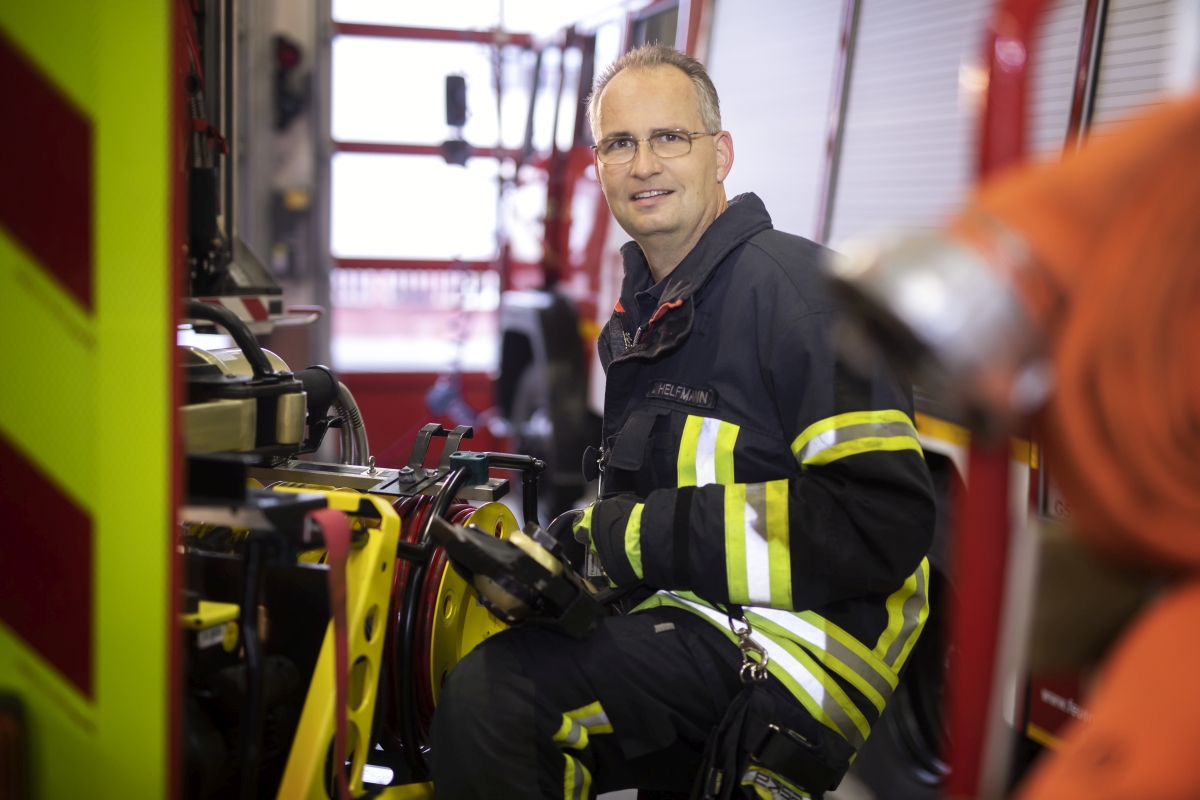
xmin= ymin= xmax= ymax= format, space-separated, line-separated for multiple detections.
xmin=667 ymin=593 xmax=865 ymax=748
xmin=743 ymin=483 xmax=771 ymax=605
xmin=884 ymin=562 xmax=928 ymax=667
xmin=573 ymin=711 xmax=609 ymax=731
xmin=569 ymin=757 xmax=586 ymax=800
xmin=795 ymin=421 xmax=918 ymax=464
xmin=749 ymin=607 xmax=896 ymax=708
xmin=695 ymin=417 xmax=721 ymax=486
xmin=560 ymin=719 xmax=584 ymax=748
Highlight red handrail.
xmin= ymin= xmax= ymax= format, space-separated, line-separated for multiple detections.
xmin=944 ymin=1 xmax=1053 ymax=796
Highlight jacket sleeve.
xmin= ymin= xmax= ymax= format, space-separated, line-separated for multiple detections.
xmin=587 ymin=311 xmax=936 ymax=611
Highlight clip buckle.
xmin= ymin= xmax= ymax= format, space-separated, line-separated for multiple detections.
xmin=729 ymin=616 xmax=769 ymax=683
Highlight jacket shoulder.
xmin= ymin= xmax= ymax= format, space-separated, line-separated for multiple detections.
xmin=737 ymin=229 xmax=839 ymax=314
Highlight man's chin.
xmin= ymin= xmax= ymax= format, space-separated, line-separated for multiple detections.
xmin=617 ymin=210 xmax=678 ymax=239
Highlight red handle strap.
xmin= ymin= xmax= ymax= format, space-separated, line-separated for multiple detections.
xmin=309 ymin=508 xmax=353 ymax=800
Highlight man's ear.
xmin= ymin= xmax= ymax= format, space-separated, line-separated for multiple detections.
xmin=715 ymin=131 xmax=734 ymax=182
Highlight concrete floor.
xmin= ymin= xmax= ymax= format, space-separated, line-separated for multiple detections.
xmin=595 ymin=772 xmax=876 ymax=800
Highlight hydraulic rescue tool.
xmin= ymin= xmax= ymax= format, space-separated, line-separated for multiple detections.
xmin=428 ymin=499 xmax=606 ymax=640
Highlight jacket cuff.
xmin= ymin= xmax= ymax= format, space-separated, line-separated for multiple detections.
xmin=591 ymin=495 xmax=644 ymax=587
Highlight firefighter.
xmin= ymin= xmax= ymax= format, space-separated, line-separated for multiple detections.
xmin=430 ymin=44 xmax=936 ymax=800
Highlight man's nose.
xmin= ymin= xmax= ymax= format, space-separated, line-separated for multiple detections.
xmin=629 ymin=139 xmax=662 ymax=179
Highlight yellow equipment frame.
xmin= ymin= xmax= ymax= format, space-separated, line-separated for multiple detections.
xmin=271 ymin=487 xmax=399 ymax=799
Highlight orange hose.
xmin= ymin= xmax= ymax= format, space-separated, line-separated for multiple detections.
xmin=949 ymin=92 xmax=1200 ymax=572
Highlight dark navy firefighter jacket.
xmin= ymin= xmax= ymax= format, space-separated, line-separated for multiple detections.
xmin=575 ymin=193 xmax=936 ymax=753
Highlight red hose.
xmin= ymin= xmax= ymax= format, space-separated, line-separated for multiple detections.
xmin=383 ymin=496 xmax=477 ymax=744
xmin=414 ymin=503 xmax=474 ymax=729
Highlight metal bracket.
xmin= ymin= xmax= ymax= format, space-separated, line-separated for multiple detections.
xmin=407 ymin=423 xmax=447 ymax=471
xmin=439 ymin=425 xmax=475 ymax=469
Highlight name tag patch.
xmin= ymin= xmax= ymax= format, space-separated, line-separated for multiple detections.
xmin=647 ymin=380 xmax=717 ymax=409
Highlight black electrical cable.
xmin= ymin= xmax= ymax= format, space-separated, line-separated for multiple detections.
xmin=397 ymin=469 xmax=471 ymax=778
xmin=237 ymin=536 xmax=266 ymax=800
xmin=184 ymin=299 xmax=276 ymax=379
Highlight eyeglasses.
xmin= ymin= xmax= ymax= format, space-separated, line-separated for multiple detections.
xmin=592 ymin=129 xmax=717 ymax=165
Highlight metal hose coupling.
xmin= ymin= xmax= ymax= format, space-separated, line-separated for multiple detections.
xmin=822 ymin=230 xmax=1053 ymax=437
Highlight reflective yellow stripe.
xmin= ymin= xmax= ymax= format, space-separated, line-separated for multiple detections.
xmin=564 ymin=701 xmax=613 ymax=734
xmin=748 ymin=609 xmax=891 ymax=713
xmin=677 ymin=415 xmax=702 ymax=486
xmin=552 ymin=714 xmax=589 ymax=750
xmin=874 ymin=559 xmax=930 ymax=670
xmin=624 ymin=503 xmax=644 ymax=580
xmin=724 ymin=481 xmax=790 ymax=608
xmin=643 ymin=592 xmax=867 ymax=748
xmin=714 ymin=420 xmax=739 ymax=484
xmin=790 ymin=410 xmax=922 ymax=468
xmin=573 ymin=505 xmax=594 ymax=539
xmin=564 ymin=754 xmax=592 ymax=800
xmin=884 ymin=559 xmax=930 ymax=670
xmin=678 ymin=415 xmax=739 ymax=487
xmin=775 ymin=634 xmax=872 ymax=743
xmin=765 ymin=480 xmax=791 ymax=608
xmin=795 ymin=609 xmax=899 ymax=691
xmin=724 ymin=483 xmax=748 ymax=604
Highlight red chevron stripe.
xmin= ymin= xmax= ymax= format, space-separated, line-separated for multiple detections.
xmin=0 ymin=30 xmax=94 ymax=311
xmin=0 ymin=433 xmax=93 ymax=697
xmin=241 ymin=296 xmax=268 ymax=320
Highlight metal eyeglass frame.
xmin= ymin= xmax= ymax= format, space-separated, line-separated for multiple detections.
xmin=592 ymin=129 xmax=718 ymax=165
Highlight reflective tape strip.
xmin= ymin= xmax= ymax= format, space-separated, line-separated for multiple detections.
xmin=743 ymin=483 xmax=770 ymax=605
xmin=573 ymin=505 xmax=594 ymax=539
xmin=714 ymin=421 xmax=738 ymax=484
xmin=624 ymin=503 xmax=644 ymax=580
xmin=795 ymin=610 xmax=901 ymax=696
xmin=875 ymin=558 xmax=930 ymax=670
xmin=765 ymin=480 xmax=791 ymax=608
xmin=678 ymin=415 xmax=739 ymax=487
xmin=742 ymin=765 xmax=810 ymax=800
xmin=678 ymin=416 xmax=702 ymax=487
xmin=565 ymin=701 xmax=613 ymax=734
xmin=726 ymin=482 xmax=790 ymax=608
xmin=748 ymin=608 xmax=894 ymax=713
xmin=725 ymin=484 xmax=748 ymax=604
xmin=553 ymin=714 xmax=589 ymax=750
xmin=564 ymin=754 xmax=592 ymax=800
xmin=790 ymin=411 xmax=922 ymax=468
xmin=658 ymin=593 xmax=866 ymax=747
xmin=696 ymin=417 xmax=720 ymax=485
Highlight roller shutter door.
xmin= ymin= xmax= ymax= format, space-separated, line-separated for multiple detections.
xmin=1091 ymin=0 xmax=1193 ymax=133
xmin=827 ymin=0 xmax=993 ymax=246
xmin=705 ymin=0 xmax=841 ymax=240
xmin=1029 ymin=0 xmax=1089 ymax=159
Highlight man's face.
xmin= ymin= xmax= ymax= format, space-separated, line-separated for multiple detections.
xmin=593 ymin=66 xmax=733 ymax=245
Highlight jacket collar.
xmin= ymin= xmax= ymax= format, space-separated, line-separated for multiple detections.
xmin=617 ymin=192 xmax=774 ymax=319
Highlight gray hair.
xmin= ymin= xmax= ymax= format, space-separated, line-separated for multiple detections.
xmin=586 ymin=43 xmax=722 ymax=142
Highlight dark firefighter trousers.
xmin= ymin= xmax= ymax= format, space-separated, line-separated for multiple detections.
xmin=429 ymin=605 xmax=814 ymax=800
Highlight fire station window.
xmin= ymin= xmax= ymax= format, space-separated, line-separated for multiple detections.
xmin=330 ymin=154 xmax=500 ymax=261
xmin=332 ymin=36 xmax=501 ymax=146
